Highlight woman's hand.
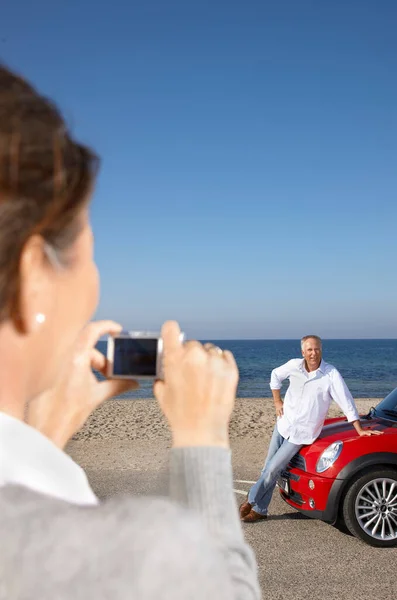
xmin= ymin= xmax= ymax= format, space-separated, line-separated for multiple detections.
xmin=154 ymin=321 xmax=239 ymax=449
xmin=26 ymin=320 xmax=139 ymax=449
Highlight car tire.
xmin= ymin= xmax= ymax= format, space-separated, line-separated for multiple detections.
xmin=342 ymin=468 xmax=397 ymax=547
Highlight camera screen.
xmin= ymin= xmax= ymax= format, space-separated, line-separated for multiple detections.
xmin=113 ymin=338 xmax=158 ymax=377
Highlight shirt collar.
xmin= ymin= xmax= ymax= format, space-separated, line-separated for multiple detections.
xmin=300 ymin=358 xmax=326 ymax=375
xmin=0 ymin=412 xmax=98 ymax=506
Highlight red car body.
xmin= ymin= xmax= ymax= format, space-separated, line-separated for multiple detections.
xmin=279 ymin=388 xmax=397 ymax=547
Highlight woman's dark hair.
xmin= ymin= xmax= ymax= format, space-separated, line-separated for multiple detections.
xmin=0 ymin=64 xmax=99 ymax=321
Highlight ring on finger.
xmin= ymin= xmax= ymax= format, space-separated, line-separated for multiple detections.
xmin=204 ymin=343 xmax=224 ymax=356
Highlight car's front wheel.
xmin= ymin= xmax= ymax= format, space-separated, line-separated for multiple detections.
xmin=342 ymin=468 xmax=397 ymax=547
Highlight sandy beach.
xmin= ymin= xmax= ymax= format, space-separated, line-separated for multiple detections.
xmin=70 ymin=396 xmax=379 ymax=444
xmin=67 ymin=397 xmax=379 ymax=488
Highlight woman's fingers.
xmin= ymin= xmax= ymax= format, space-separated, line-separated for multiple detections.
xmin=80 ymin=320 xmax=123 ymax=350
xmin=153 ymin=379 xmax=164 ymax=404
xmin=97 ymin=378 xmax=140 ymax=405
xmin=91 ymin=348 xmax=107 ymax=373
xmin=90 ymin=347 xmax=140 ymax=403
xmin=161 ymin=321 xmax=183 ymax=356
xmin=221 ymin=349 xmax=238 ymax=371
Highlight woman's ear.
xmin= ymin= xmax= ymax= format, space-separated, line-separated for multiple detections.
xmin=17 ymin=235 xmax=55 ymax=335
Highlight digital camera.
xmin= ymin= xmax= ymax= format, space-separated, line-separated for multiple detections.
xmin=107 ymin=331 xmax=185 ymax=380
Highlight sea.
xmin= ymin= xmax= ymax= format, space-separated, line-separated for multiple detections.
xmin=96 ymin=339 xmax=397 ymax=400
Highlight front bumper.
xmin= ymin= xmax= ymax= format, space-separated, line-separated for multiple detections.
xmin=278 ymin=468 xmax=343 ymax=523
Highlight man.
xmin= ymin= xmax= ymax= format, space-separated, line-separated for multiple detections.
xmin=240 ymin=335 xmax=382 ymax=523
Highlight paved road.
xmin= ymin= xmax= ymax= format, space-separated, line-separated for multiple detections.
xmin=233 ymin=468 xmax=395 ymax=600
xmin=69 ymin=439 xmax=396 ymax=600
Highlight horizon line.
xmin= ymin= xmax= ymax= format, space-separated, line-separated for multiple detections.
xmin=98 ymin=336 xmax=397 ymax=342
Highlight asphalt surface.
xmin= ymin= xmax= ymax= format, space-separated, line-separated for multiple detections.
xmin=68 ymin=438 xmax=397 ymax=600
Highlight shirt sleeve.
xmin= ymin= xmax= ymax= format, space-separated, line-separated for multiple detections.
xmin=329 ymin=369 xmax=360 ymax=422
xmin=270 ymin=360 xmax=295 ymax=390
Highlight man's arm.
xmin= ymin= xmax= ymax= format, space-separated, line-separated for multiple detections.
xmin=269 ymin=360 xmax=294 ymax=417
xmin=330 ymin=370 xmax=383 ymax=437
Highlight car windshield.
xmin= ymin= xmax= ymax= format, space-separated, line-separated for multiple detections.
xmin=375 ymin=388 xmax=397 ymax=421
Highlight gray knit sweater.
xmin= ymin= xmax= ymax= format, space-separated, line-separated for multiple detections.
xmin=0 ymin=447 xmax=261 ymax=599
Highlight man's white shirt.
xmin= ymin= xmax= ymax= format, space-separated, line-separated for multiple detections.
xmin=270 ymin=358 xmax=359 ymax=444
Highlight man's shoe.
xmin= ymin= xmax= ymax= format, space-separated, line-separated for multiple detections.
xmin=241 ymin=510 xmax=268 ymax=523
xmin=239 ymin=499 xmax=252 ymax=519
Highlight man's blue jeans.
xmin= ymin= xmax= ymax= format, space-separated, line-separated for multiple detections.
xmin=247 ymin=424 xmax=302 ymax=516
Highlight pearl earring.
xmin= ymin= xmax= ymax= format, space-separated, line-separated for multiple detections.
xmin=35 ymin=313 xmax=46 ymax=325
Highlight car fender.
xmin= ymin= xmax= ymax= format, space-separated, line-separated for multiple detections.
xmin=336 ymin=451 xmax=397 ymax=481
xmin=324 ymin=452 xmax=397 ymax=523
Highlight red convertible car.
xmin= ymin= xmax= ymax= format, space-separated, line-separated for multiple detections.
xmin=278 ymin=387 xmax=397 ymax=547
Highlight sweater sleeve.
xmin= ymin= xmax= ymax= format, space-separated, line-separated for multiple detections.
xmin=169 ymin=447 xmax=261 ymax=599
xmin=0 ymin=484 xmax=261 ymax=600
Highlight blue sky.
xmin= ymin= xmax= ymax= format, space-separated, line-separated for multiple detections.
xmin=2 ymin=0 xmax=396 ymax=339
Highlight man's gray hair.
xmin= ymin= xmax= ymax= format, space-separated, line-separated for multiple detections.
xmin=301 ymin=335 xmax=322 ymax=350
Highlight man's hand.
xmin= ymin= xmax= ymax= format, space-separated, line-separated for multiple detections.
xmin=274 ymin=399 xmax=284 ymax=418
xmin=358 ymin=428 xmax=383 ymax=437
xmin=352 ymin=420 xmax=383 ymax=437
xmin=272 ymin=389 xmax=284 ymax=418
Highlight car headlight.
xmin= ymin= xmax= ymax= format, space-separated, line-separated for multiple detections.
xmin=316 ymin=441 xmax=343 ymax=473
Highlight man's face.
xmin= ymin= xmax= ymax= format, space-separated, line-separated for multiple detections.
xmin=302 ymin=338 xmax=322 ymax=371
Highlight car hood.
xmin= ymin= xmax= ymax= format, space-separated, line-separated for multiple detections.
xmin=298 ymin=416 xmax=396 ymax=474
xmin=317 ymin=416 xmax=381 ymax=441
